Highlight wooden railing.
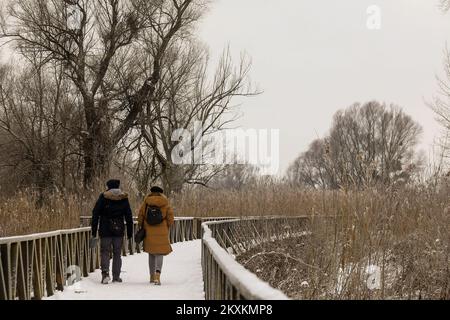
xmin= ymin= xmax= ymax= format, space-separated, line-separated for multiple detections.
xmin=1 ymin=215 xmax=311 ymax=300
xmin=0 ymin=227 xmax=94 ymax=300
xmin=0 ymin=217 xmax=197 ymax=300
xmin=201 ymin=217 xmax=310 ymax=300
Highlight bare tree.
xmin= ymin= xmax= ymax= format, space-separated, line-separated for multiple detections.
xmin=0 ymin=57 xmax=83 ymax=202
xmin=429 ymin=46 xmax=450 ymax=159
xmin=208 ymin=162 xmax=259 ymax=191
xmin=118 ymin=41 xmax=257 ymax=194
xmin=288 ymin=101 xmax=422 ymax=189
xmin=1 ymin=0 xmax=202 ymax=187
xmin=287 ymin=139 xmax=332 ymax=189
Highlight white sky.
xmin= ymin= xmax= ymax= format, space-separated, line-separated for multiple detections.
xmin=198 ymin=0 xmax=450 ymax=175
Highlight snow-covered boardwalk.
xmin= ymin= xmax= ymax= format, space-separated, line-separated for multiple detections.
xmin=46 ymin=240 xmax=205 ymax=300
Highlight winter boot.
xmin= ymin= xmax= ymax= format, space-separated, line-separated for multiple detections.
xmin=154 ymin=271 xmax=161 ymax=286
xmin=101 ymin=272 xmax=110 ymax=284
xmin=150 ymin=273 xmax=156 ymax=283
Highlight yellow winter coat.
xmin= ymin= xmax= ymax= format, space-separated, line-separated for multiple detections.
xmin=138 ymin=192 xmax=175 ymax=255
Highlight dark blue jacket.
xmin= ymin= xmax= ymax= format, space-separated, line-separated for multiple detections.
xmin=91 ymin=189 xmax=133 ymax=238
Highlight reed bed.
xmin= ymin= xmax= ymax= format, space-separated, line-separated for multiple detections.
xmin=171 ymin=185 xmax=341 ymax=217
xmin=234 ymin=185 xmax=450 ymax=300
xmin=0 ymin=183 xmax=448 ymax=300
xmin=0 ymin=189 xmax=141 ymax=237
xmin=0 ymin=191 xmax=84 ymax=237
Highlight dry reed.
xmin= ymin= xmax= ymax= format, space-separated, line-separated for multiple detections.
xmin=0 ymin=182 xmax=448 ymax=300
xmin=235 ymin=185 xmax=449 ymax=300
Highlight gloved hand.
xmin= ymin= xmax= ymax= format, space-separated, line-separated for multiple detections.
xmin=89 ymin=237 xmax=98 ymax=249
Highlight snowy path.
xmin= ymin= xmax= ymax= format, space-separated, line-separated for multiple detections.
xmin=46 ymin=240 xmax=205 ymax=300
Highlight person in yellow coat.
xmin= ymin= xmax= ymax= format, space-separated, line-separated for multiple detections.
xmin=137 ymin=186 xmax=175 ymax=285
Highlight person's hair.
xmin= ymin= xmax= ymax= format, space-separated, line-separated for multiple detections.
xmin=150 ymin=186 xmax=164 ymax=194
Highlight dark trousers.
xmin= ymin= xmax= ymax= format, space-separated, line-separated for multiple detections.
xmin=100 ymin=237 xmax=123 ymax=278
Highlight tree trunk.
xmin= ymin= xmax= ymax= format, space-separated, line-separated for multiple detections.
xmin=82 ymin=99 xmax=112 ymax=189
xmin=82 ymin=133 xmax=111 ymax=189
xmin=162 ymin=165 xmax=185 ymax=195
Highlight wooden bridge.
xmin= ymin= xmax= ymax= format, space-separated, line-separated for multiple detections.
xmin=0 ymin=216 xmax=309 ymax=300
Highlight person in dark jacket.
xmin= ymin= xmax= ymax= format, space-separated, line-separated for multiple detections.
xmin=91 ymin=179 xmax=133 ymax=284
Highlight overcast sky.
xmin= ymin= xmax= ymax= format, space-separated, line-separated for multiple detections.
xmin=198 ymin=0 xmax=450 ymax=175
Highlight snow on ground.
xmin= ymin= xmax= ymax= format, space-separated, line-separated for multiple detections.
xmin=46 ymin=240 xmax=205 ymax=300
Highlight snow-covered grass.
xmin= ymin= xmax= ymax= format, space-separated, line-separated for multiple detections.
xmin=45 ymin=240 xmax=205 ymax=300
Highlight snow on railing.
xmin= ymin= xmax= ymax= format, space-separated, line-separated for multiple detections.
xmin=200 ymin=218 xmax=311 ymax=300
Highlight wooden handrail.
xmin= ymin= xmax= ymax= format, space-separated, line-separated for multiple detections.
xmin=0 ymin=217 xmax=198 ymax=300
xmin=201 ymin=216 xmax=310 ymax=300
xmin=1 ymin=215 xmax=312 ymax=300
